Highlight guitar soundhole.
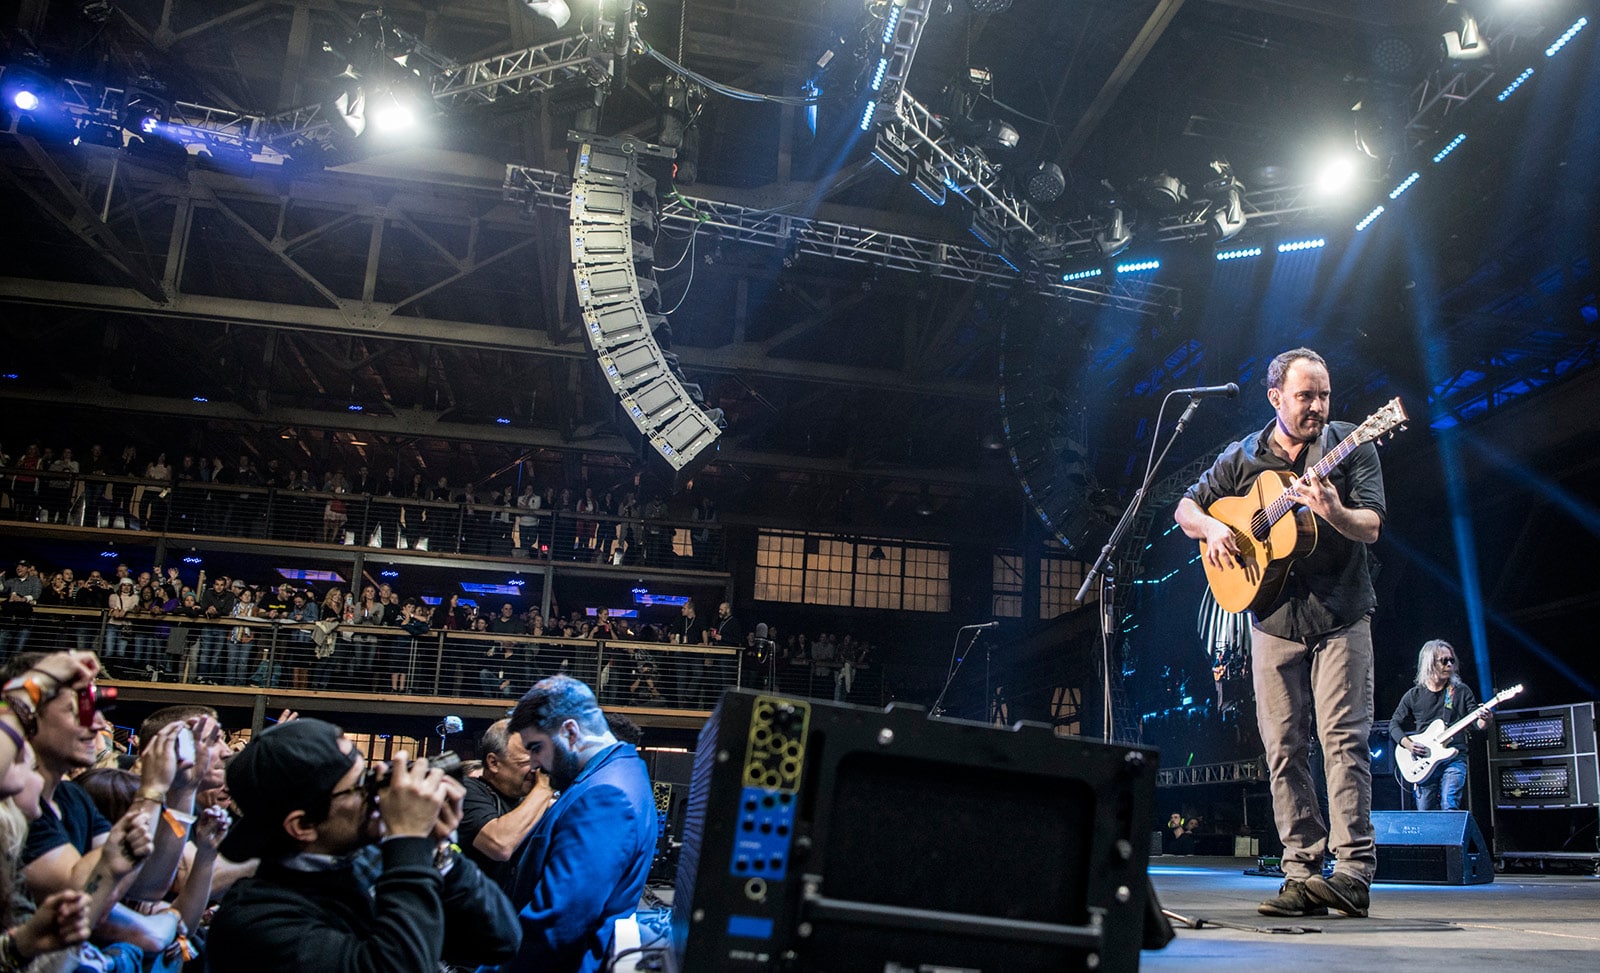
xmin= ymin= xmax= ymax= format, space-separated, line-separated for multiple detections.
xmin=1249 ymin=510 xmax=1270 ymax=542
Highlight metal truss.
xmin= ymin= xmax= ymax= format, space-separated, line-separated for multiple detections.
xmin=1156 ymin=756 xmax=1267 ymax=788
xmin=430 ymin=33 xmax=612 ymax=110
xmin=1403 ymin=5 xmax=1557 ymax=152
xmin=506 ymin=163 xmax=1181 ymax=315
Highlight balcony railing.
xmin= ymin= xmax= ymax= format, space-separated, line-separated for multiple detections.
xmin=2 ymin=607 xmax=886 ymax=711
xmin=0 ymin=468 xmax=726 ymax=572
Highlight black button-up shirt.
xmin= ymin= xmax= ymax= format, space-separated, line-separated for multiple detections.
xmin=1184 ymin=418 xmax=1386 ymax=641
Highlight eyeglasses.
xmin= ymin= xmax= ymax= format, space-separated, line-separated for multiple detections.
xmin=1438 ymin=658 xmax=1456 ymax=665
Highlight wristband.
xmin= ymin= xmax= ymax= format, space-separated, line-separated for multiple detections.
xmin=137 ymin=786 xmax=168 ymax=805
xmin=2 ymin=675 xmax=49 ymax=709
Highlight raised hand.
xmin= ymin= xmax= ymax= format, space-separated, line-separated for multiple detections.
xmin=139 ymin=722 xmax=186 ymax=796
xmin=104 ymin=807 xmax=155 ymax=878
xmin=376 ymin=753 xmax=448 ymax=840
xmin=192 ymin=805 xmax=232 ymax=859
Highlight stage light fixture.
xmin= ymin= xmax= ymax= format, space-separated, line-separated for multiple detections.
xmin=1497 ymin=67 xmax=1534 ymax=101
xmin=1276 ymin=238 xmax=1326 ymax=253
xmin=11 ymin=89 xmax=39 ymax=112
xmin=1062 ymin=267 xmax=1103 ymax=282
xmin=522 ymin=0 xmax=572 ymax=29
xmin=871 ymin=129 xmax=913 ymax=175
xmin=910 ymin=159 xmax=947 ymax=206
xmin=972 ymin=118 xmax=1019 ymax=154
xmin=1314 ymin=154 xmax=1359 ymax=196
xmin=1432 ymin=133 xmax=1466 ymax=163
xmin=968 ymin=0 xmax=1014 ymax=13
xmin=1095 ymin=207 xmax=1132 ymax=258
xmin=859 ymin=99 xmax=878 ymax=132
xmin=371 ymin=90 xmax=419 ymax=132
xmin=1136 ymin=172 xmax=1186 ymax=210
xmin=1388 ymin=171 xmax=1421 ymax=200
xmin=1 ymin=65 xmax=51 ymax=118
xmin=1443 ymin=9 xmax=1488 ymax=61
xmin=1116 ymin=258 xmax=1160 ymax=274
xmin=1214 ymin=246 xmax=1261 ymax=262
xmin=1207 ymin=186 xmax=1247 ymax=242
xmin=1025 ymin=161 xmax=1065 ymax=203
xmin=1355 ymin=205 xmax=1385 ymax=231
xmin=1547 ymin=17 xmax=1588 ymax=58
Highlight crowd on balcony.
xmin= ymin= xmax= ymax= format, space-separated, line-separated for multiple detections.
xmin=0 ymin=441 xmax=722 ymax=567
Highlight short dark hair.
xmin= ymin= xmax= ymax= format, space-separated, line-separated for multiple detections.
xmin=1266 ymin=347 xmax=1326 ymax=389
xmin=139 ymin=705 xmax=219 ymax=749
xmin=508 ymin=675 xmax=606 ymax=737
xmin=0 ymin=652 xmax=47 ymax=684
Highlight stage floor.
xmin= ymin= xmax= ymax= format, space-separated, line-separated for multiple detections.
xmin=1145 ymin=856 xmax=1600 ymax=971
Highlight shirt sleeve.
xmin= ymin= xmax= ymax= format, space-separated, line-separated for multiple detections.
xmin=457 ymin=781 xmax=501 ymax=857
xmin=1390 ymin=688 xmax=1417 ymax=745
xmin=1341 ymin=438 xmax=1387 ymax=522
xmin=1183 ymin=440 xmax=1249 ymax=510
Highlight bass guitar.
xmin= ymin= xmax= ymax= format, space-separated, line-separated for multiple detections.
xmin=1200 ymin=397 xmax=1407 ymax=614
xmin=1395 ymin=684 xmax=1524 ymax=784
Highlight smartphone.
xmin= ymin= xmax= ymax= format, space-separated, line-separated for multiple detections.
xmin=175 ymin=726 xmax=197 ymax=764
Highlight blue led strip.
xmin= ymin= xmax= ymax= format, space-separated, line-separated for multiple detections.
xmin=1432 ymin=133 xmax=1466 ymax=164
xmin=1388 ymin=171 xmax=1421 ymax=200
xmin=1546 ymin=17 xmax=1588 ymax=57
xmin=1276 ymin=238 xmax=1326 ymax=253
xmin=1214 ymin=246 xmax=1261 ymax=262
xmin=1116 ymin=258 xmax=1160 ymax=274
xmin=1355 ymin=205 xmax=1385 ymax=232
xmin=1497 ymin=67 xmax=1534 ymax=102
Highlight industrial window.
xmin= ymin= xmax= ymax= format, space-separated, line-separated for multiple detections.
xmin=755 ymin=531 xmax=949 ymax=613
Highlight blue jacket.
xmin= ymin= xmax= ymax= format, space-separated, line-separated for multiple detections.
xmin=499 ymin=742 xmax=657 ymax=973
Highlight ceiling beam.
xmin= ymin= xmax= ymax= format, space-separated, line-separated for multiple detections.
xmin=1058 ymin=0 xmax=1188 ymax=168
xmin=0 ymin=277 xmax=997 ymax=401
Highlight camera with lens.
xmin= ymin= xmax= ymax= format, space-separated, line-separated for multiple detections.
xmin=362 ymin=750 xmax=463 ymax=799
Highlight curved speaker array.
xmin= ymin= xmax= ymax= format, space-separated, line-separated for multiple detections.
xmin=570 ymin=140 xmax=721 ymax=473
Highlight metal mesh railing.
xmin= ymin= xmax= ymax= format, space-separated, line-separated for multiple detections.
xmin=0 ymin=470 xmax=726 ymax=571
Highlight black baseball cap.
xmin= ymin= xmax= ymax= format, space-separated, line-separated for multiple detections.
xmin=219 ymin=719 xmax=357 ymax=862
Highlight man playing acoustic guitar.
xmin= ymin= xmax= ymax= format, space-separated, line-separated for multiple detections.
xmin=1391 ymin=640 xmax=1488 ymax=811
xmin=1175 ymin=347 xmax=1387 ymax=920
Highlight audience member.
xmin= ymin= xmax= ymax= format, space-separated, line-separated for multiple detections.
xmin=459 ymin=719 xmax=554 ymax=893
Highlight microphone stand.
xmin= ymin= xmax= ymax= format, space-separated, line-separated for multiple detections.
xmin=929 ymin=627 xmax=985 ymax=719
xmin=1075 ymin=395 xmax=1207 ymax=741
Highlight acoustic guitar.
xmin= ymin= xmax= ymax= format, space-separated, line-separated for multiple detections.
xmin=1200 ymin=397 xmax=1407 ymax=614
xmin=1395 ymin=684 xmax=1523 ymax=784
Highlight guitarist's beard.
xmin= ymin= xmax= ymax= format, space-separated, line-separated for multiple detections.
xmin=1275 ymin=413 xmax=1325 ymax=444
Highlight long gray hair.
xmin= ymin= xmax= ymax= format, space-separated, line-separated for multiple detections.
xmin=1414 ymin=639 xmax=1464 ymax=688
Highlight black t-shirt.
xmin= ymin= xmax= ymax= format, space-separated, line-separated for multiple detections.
xmin=1185 ymin=419 xmax=1387 ymax=640
xmin=1390 ymin=681 xmax=1482 ymax=750
xmin=458 ymin=776 xmax=517 ymax=892
xmin=23 ymin=779 xmax=112 ymax=867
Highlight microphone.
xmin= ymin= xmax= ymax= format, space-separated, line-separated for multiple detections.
xmin=1172 ymin=383 xmax=1239 ymax=399
xmin=959 ymin=621 xmax=1001 ymax=630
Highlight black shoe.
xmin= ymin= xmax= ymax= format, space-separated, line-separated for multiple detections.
xmin=1304 ymin=872 xmax=1370 ymax=918
xmin=1257 ymin=879 xmax=1329 ymax=917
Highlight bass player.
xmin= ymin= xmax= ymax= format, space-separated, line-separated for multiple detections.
xmin=1391 ymin=639 xmax=1488 ymax=811
xmin=1175 ymin=347 xmax=1387 ymax=920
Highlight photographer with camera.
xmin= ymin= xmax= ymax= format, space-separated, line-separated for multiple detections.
xmin=207 ymin=719 xmax=519 ymax=972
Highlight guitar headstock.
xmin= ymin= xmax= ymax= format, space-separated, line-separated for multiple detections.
xmin=1351 ymin=397 xmax=1408 ymax=446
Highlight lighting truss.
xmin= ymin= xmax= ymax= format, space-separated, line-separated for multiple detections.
xmin=505 ymin=164 xmax=1181 ymax=316
xmin=867 ymin=0 xmax=936 ymax=111
xmin=429 ymin=33 xmax=610 ymax=109
xmin=1403 ymin=5 xmax=1553 ymax=150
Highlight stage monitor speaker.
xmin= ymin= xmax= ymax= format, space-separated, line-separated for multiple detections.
xmin=1371 ymin=810 xmax=1493 ymax=885
xmin=671 ymin=690 xmax=1160 ymax=972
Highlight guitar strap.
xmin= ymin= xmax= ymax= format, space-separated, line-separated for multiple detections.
xmin=1300 ymin=426 xmax=1329 ymax=471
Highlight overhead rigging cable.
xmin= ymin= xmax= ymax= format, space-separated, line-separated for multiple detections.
xmin=634 ymin=30 xmax=818 ymax=106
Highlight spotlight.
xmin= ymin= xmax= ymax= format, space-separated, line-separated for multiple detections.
xmin=11 ymin=89 xmax=39 ymax=112
xmin=1207 ymin=187 xmax=1247 ymax=242
xmin=1025 ymin=161 xmax=1065 ymax=203
xmin=1 ymin=65 xmax=51 ymax=117
xmin=522 ymin=0 xmax=572 ymax=29
xmin=1095 ymin=207 xmax=1132 ymax=258
xmin=1314 ymin=154 xmax=1359 ymax=196
xmin=1136 ymin=172 xmax=1185 ymax=210
xmin=1443 ymin=10 xmax=1488 ymax=61
xmin=972 ymin=118 xmax=1019 ymax=155
xmin=371 ymin=91 xmax=418 ymax=132
xmin=1115 ymin=258 xmax=1160 ymax=274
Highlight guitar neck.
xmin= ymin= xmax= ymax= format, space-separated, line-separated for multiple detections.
xmin=1260 ymin=431 xmax=1360 ymax=527
xmin=1430 ymin=687 xmax=1521 ymax=745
